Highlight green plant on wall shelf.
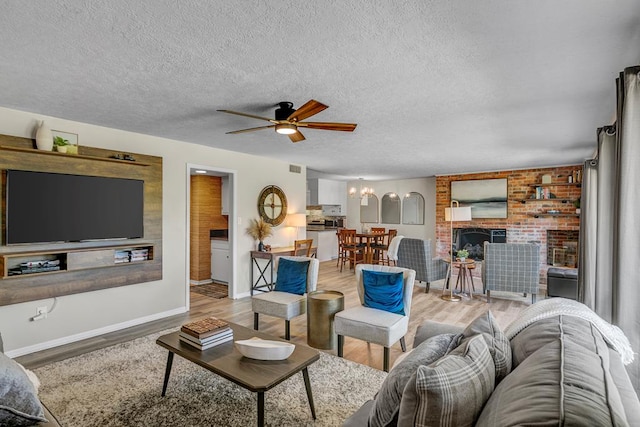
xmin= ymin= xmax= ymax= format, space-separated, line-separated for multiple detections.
xmin=53 ymin=136 xmax=69 ymax=146
xmin=53 ymin=136 xmax=69 ymax=153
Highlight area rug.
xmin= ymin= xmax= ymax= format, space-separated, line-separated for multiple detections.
xmin=33 ymin=329 xmax=386 ymax=426
xmin=190 ymin=282 xmax=228 ymax=299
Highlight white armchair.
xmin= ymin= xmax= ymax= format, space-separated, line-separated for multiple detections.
xmin=251 ymin=256 xmax=319 ymax=340
xmin=334 ymin=264 xmax=416 ymax=371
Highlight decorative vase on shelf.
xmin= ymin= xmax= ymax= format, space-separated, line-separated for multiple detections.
xmin=258 ymin=241 xmax=264 ymax=252
xmin=35 ymin=120 xmax=53 ymax=151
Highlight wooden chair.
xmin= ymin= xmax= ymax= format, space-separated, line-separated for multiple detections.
xmin=372 ymin=229 xmax=397 ymax=265
xmin=338 ymin=229 xmax=363 ymax=272
xmin=293 ymin=239 xmax=313 ymax=257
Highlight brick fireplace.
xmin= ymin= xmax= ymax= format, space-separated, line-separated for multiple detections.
xmin=436 ymin=165 xmax=582 ymax=285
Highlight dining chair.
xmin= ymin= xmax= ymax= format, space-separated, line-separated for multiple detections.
xmin=335 ymin=264 xmax=416 ymax=372
xmin=338 ymin=229 xmax=363 ymax=272
xmin=372 ymin=229 xmax=397 ymax=265
xmin=252 ymin=256 xmax=319 ymax=340
xmin=293 ymin=239 xmax=313 ymax=257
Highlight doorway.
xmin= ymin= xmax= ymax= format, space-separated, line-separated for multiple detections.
xmin=186 ymin=164 xmax=237 ymax=310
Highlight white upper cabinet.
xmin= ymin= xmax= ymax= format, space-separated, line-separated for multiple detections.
xmin=308 ymin=178 xmax=347 ymax=212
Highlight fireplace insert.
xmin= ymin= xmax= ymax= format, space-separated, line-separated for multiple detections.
xmin=453 ymin=228 xmax=506 ymax=260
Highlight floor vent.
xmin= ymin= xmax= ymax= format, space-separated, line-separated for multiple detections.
xmin=289 ymin=164 xmax=302 ymax=174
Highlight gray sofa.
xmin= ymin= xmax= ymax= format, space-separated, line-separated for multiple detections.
xmin=344 ymin=298 xmax=640 ymax=426
xmin=0 ymin=334 xmax=61 ymax=426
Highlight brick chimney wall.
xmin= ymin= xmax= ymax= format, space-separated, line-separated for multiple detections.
xmin=436 ymin=165 xmax=582 ymax=285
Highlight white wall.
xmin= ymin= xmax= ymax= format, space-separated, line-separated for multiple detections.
xmin=346 ymin=177 xmax=436 ymax=241
xmin=0 ymin=107 xmax=306 ymax=354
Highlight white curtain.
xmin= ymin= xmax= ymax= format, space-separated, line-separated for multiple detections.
xmin=579 ymin=66 xmax=640 ymax=392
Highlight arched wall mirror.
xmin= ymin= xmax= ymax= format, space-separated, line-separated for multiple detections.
xmin=360 ymin=195 xmax=379 ymax=223
xmin=402 ymin=192 xmax=425 ymax=225
xmin=381 ymin=193 xmax=401 ymax=224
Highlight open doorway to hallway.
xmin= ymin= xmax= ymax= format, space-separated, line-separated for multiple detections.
xmin=186 ymin=164 xmax=236 ymax=309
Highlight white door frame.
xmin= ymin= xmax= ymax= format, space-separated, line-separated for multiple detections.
xmin=185 ymin=163 xmax=238 ymax=310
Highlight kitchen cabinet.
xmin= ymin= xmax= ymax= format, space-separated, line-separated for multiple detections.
xmin=211 ymin=240 xmax=230 ymax=283
xmin=307 ymin=230 xmax=339 ymax=262
xmin=307 ymin=178 xmax=347 ymax=213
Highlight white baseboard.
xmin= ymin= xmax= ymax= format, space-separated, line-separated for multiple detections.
xmin=190 ymin=279 xmax=213 ymax=285
xmin=6 ymin=306 xmax=187 ymax=358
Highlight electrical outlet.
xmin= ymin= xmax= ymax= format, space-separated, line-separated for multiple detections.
xmin=36 ymin=306 xmax=47 ymax=319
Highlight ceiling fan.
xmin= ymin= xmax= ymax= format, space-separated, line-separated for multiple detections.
xmin=217 ymin=99 xmax=357 ymax=143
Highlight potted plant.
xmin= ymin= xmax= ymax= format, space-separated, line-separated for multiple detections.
xmin=246 ymin=218 xmax=273 ymax=251
xmin=573 ymin=197 xmax=581 ymax=215
xmin=53 ymin=136 xmax=69 ymax=153
xmin=457 ymin=249 xmax=469 ymax=262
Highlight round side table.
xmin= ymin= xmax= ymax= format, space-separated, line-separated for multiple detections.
xmin=307 ymin=290 xmax=344 ymax=349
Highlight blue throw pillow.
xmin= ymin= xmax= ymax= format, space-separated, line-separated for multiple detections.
xmin=362 ymin=270 xmax=405 ymax=315
xmin=274 ymin=258 xmax=310 ymax=295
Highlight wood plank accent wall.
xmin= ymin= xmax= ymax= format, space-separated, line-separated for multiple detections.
xmin=436 ymin=165 xmax=582 ymax=285
xmin=0 ymin=134 xmax=162 ymax=306
xmin=189 ymin=175 xmax=226 ymax=282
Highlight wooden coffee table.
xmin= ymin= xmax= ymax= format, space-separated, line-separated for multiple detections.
xmin=156 ymin=322 xmax=320 ymax=427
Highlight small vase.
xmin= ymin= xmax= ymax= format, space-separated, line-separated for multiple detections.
xmin=258 ymin=241 xmax=264 ymax=252
xmin=35 ymin=120 xmax=53 ymax=151
xmin=459 ymin=257 xmax=466 ymax=263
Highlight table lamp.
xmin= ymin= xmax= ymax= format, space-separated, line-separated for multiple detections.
xmin=442 ymin=200 xmax=472 ymax=302
xmin=285 ymin=213 xmax=307 ymax=243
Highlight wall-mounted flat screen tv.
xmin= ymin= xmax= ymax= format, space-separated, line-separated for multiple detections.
xmin=6 ymin=170 xmax=144 ymax=244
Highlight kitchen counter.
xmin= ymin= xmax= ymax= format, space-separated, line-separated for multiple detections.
xmin=307 ymin=229 xmax=339 ymax=261
xmin=306 ymin=226 xmax=340 ymax=232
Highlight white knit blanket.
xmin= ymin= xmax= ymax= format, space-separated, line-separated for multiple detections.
xmin=504 ymin=298 xmax=635 ymax=365
xmin=386 ymin=235 xmax=404 ymax=261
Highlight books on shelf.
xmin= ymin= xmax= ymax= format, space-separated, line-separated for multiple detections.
xmin=179 ymin=317 xmax=233 ymax=350
xmin=8 ymin=265 xmax=61 ymax=276
xmin=114 ymin=248 xmax=150 ymax=264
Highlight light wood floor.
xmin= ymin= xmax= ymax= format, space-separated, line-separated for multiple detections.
xmin=17 ymin=260 xmax=533 ymax=371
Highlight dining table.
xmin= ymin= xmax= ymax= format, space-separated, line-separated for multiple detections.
xmin=355 ymin=232 xmax=388 ymax=264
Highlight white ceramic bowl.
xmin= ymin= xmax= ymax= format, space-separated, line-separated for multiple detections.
xmin=235 ymin=338 xmax=295 ymax=360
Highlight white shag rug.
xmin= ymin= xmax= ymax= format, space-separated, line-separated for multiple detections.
xmin=34 ymin=329 xmax=386 ymax=426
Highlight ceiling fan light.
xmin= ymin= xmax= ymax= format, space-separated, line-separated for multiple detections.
xmin=275 ymin=123 xmax=297 ymax=135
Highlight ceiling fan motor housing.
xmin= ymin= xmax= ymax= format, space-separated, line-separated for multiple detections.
xmin=275 ymin=102 xmax=296 ymax=120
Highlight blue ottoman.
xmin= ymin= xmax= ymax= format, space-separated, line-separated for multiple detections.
xmin=547 ymin=267 xmax=578 ymax=300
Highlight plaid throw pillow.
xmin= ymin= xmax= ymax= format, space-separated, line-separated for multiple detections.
xmin=461 ymin=311 xmax=512 ymax=382
xmin=397 ymin=335 xmax=495 ymax=427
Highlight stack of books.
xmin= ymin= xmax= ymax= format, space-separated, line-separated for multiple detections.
xmin=130 ymin=248 xmax=149 ymax=262
xmin=114 ymin=250 xmax=130 ymax=264
xmin=179 ymin=317 xmax=233 ymax=350
xmin=8 ymin=259 xmax=61 ymax=276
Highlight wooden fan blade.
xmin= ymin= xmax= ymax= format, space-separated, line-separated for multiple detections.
xmin=288 ymin=131 xmax=306 ymax=143
xmin=297 ymin=122 xmax=357 ymax=132
xmin=287 ymin=100 xmax=328 ymax=122
xmin=217 ymin=109 xmax=275 ymax=122
xmin=226 ymin=125 xmax=275 ymax=134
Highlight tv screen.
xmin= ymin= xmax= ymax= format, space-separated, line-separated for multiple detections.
xmin=6 ymin=170 xmax=144 ymax=244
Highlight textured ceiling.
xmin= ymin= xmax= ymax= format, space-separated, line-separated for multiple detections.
xmin=1 ymin=1 xmax=639 ymax=180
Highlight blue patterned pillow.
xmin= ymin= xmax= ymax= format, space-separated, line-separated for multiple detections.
xmin=362 ymin=270 xmax=405 ymax=315
xmin=274 ymin=258 xmax=310 ymax=295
